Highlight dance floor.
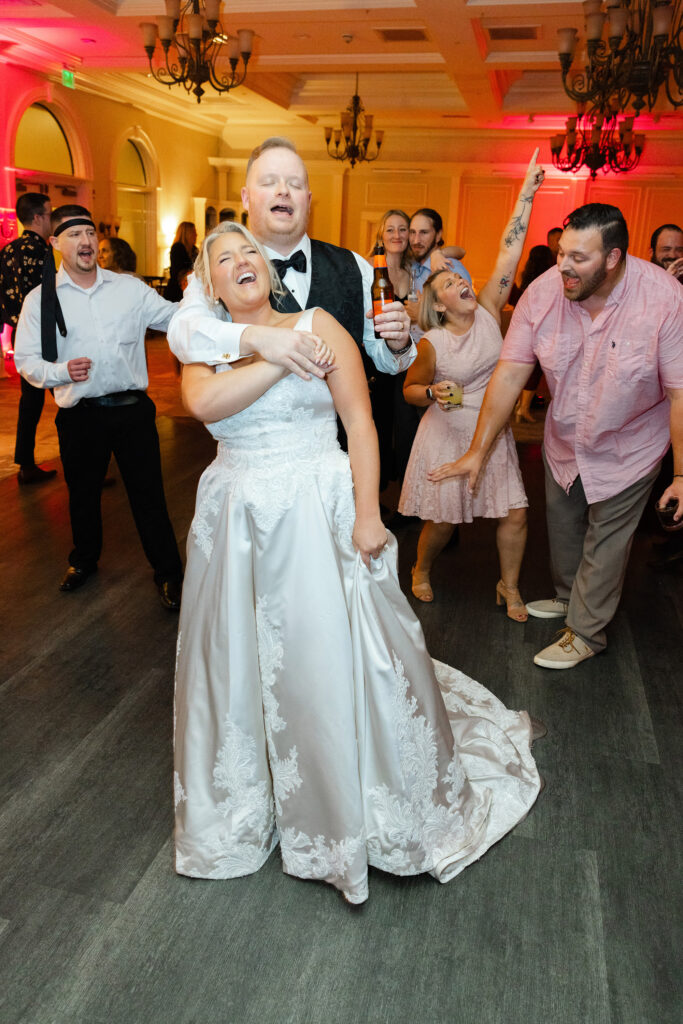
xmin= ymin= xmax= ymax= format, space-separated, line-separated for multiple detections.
xmin=0 ymin=340 xmax=680 ymax=1024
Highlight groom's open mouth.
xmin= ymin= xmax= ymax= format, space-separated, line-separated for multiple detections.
xmin=270 ymin=203 xmax=293 ymax=216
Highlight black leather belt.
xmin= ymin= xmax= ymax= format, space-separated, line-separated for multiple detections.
xmin=81 ymin=390 xmax=145 ymax=408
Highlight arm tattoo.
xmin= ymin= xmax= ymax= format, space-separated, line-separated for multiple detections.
xmin=498 ymin=274 xmax=511 ymax=293
xmin=504 ymin=194 xmax=534 ymax=248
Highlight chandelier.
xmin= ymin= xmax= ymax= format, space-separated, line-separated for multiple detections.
xmin=139 ymin=1 xmax=254 ymax=103
xmin=324 ymin=75 xmax=384 ymax=168
xmin=550 ymin=107 xmax=645 ymax=178
xmin=557 ymin=1 xmax=683 ymax=116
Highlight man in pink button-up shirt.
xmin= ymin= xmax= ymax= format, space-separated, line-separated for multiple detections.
xmin=428 ymin=203 xmax=683 ymax=670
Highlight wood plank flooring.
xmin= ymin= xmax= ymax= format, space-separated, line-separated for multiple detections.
xmin=0 ymin=341 xmax=680 ymax=1024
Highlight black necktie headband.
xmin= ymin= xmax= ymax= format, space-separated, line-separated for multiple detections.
xmin=40 ymin=216 xmax=96 ymax=361
xmin=53 ymin=217 xmax=96 ymax=237
xmin=272 ymin=249 xmax=307 ymax=278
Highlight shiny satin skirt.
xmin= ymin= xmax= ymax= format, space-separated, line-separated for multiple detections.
xmin=173 ymin=442 xmax=540 ymax=904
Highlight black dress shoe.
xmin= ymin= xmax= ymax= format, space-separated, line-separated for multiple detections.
xmin=18 ymin=465 xmax=57 ymax=485
xmin=59 ymin=565 xmax=96 ymax=592
xmin=158 ymin=579 xmax=182 ymax=611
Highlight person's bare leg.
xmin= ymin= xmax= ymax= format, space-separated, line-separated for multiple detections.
xmin=412 ymin=520 xmax=455 ymax=601
xmin=495 ymin=507 xmax=528 ymax=621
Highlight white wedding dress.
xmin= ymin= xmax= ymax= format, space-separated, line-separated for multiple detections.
xmin=174 ymin=308 xmax=540 ymax=904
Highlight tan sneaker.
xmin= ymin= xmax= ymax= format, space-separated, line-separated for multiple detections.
xmin=533 ymin=628 xmax=596 ymax=669
xmin=526 ymin=597 xmax=569 ymax=619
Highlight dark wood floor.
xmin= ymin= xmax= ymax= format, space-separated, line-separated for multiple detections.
xmin=0 ymin=343 xmax=680 ymax=1024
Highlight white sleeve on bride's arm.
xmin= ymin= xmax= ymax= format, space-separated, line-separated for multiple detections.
xmin=167 ymin=271 xmax=246 ymax=365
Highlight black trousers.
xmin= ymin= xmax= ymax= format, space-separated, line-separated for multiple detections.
xmin=14 ymin=375 xmax=46 ymax=468
xmin=55 ymin=394 xmax=183 ymax=582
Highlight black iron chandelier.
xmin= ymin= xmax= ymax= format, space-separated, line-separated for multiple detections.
xmin=324 ymin=75 xmax=384 ymax=168
xmin=550 ymin=106 xmax=646 ymax=178
xmin=139 ymin=1 xmax=254 ymax=103
xmin=557 ymin=1 xmax=683 ymax=116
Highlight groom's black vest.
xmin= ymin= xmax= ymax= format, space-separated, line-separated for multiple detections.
xmin=272 ymin=239 xmax=366 ymax=357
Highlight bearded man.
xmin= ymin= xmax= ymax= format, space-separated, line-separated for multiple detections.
xmin=427 ymin=203 xmax=683 ymax=669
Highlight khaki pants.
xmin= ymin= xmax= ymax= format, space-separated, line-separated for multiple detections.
xmin=543 ymin=450 xmax=661 ymax=652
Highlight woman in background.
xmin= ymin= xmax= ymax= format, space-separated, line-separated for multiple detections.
xmin=371 ymin=211 xmax=469 ymax=492
xmin=98 ymin=236 xmax=137 ymax=274
xmin=399 ymin=151 xmax=544 ymax=618
xmin=165 ymin=221 xmax=198 ymax=301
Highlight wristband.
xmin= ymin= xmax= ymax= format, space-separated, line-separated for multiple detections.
xmin=426 ymin=386 xmax=434 ymax=401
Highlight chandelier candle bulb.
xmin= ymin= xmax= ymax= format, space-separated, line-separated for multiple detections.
xmin=140 ymin=22 xmax=158 ymax=49
xmin=653 ymin=4 xmax=674 ymax=36
xmin=238 ymin=29 xmax=254 ymax=55
xmin=158 ymin=16 xmax=173 ymax=43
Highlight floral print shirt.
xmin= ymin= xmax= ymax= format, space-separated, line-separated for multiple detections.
xmin=0 ymin=230 xmax=50 ymax=330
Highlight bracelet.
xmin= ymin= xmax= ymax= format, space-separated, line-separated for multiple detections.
xmin=675 ymin=474 xmax=683 ymax=478
xmin=390 ymin=340 xmax=412 ymax=356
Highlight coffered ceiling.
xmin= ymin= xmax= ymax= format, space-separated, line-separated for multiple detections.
xmin=1 ymin=0 xmax=682 ymax=162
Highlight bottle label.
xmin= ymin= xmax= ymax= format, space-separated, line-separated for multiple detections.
xmin=373 ymin=253 xmax=388 ymax=269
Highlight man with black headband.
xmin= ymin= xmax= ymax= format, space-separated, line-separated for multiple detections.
xmin=0 ymin=192 xmax=56 ymax=484
xmin=14 ymin=204 xmax=184 ymax=610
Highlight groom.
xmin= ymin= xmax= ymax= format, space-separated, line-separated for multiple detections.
xmin=168 ymin=137 xmax=415 ymax=378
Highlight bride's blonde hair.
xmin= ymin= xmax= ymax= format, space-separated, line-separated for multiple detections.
xmin=193 ymin=221 xmax=284 ymax=304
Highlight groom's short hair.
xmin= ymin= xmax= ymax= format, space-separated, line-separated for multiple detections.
xmin=246 ymin=137 xmax=308 ymax=184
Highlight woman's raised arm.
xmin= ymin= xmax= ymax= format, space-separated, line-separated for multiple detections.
xmin=477 ymin=149 xmax=545 ymax=322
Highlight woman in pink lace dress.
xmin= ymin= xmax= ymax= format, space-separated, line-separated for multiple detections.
xmin=399 ymin=151 xmax=544 ymax=618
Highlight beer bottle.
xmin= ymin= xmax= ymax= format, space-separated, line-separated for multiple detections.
xmin=371 ymin=243 xmax=394 ymax=339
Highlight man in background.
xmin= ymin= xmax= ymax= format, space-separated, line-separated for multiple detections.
xmin=650 ymin=223 xmax=683 ymax=281
xmin=405 ymin=208 xmax=470 ymax=342
xmin=14 ymin=204 xmax=183 ymax=609
xmin=428 ymin=203 xmax=683 ymax=669
xmin=0 ymin=192 xmax=56 ymax=484
xmin=546 ymin=226 xmax=562 ymax=258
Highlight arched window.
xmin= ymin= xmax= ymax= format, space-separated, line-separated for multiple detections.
xmin=205 ymin=205 xmax=217 ymax=232
xmin=117 ymin=140 xmax=147 ymax=187
xmin=15 ymin=104 xmax=74 ymax=175
xmin=115 ymin=133 xmax=158 ymax=276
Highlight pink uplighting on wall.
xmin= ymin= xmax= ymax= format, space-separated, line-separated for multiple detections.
xmin=0 ymin=208 xmax=18 ymax=247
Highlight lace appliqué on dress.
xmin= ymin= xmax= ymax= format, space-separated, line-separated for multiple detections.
xmin=198 ymin=714 xmax=277 ymax=878
xmin=367 ymin=653 xmax=467 ymax=875
xmin=174 ymin=771 xmax=186 ymax=809
xmin=190 ymin=477 xmax=222 ymax=562
xmin=279 ymin=826 xmax=366 ymax=900
xmin=255 ymin=595 xmax=302 ymax=815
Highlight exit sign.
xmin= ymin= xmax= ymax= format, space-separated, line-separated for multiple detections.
xmin=62 ymin=69 xmax=75 ymax=89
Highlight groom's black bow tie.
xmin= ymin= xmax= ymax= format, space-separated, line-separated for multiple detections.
xmin=272 ymin=250 xmax=307 ymax=278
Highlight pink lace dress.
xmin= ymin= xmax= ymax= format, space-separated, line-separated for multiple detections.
xmin=399 ymin=305 xmax=527 ymax=524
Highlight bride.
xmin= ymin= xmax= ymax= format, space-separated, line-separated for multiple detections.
xmin=173 ymin=221 xmax=542 ymax=904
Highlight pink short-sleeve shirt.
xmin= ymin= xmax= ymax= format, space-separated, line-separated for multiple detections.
xmin=501 ymin=256 xmax=683 ymax=503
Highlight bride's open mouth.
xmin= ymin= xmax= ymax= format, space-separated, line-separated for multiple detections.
xmin=236 ymin=271 xmax=257 ymax=284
